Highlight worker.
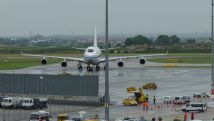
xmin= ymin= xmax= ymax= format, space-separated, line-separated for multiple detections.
xmin=147 ymin=94 xmax=149 ymax=102
xmin=153 ymin=96 xmax=156 ymax=104
xmin=143 ymin=101 xmax=146 ymax=110
xmin=145 ymin=94 xmax=149 ymax=102
xmin=146 ymin=101 xmax=149 ymax=110
xmin=184 ymin=111 xmax=187 ymax=121
xmin=191 ymin=112 xmax=194 ymax=120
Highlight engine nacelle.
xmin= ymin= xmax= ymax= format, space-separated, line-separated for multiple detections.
xmin=117 ymin=61 xmax=124 ymax=67
xmin=139 ymin=58 xmax=146 ymax=65
xmin=41 ymin=59 xmax=47 ymax=65
xmin=61 ymin=61 xmax=67 ymax=67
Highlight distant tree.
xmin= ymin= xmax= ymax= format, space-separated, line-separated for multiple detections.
xmin=156 ymin=35 xmax=170 ymax=45
xmin=170 ymin=35 xmax=180 ymax=44
xmin=125 ymin=38 xmax=134 ymax=46
xmin=125 ymin=35 xmax=152 ymax=46
xmin=115 ymin=43 xmax=122 ymax=47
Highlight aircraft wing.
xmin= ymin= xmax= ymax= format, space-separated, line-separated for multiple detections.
xmin=21 ymin=52 xmax=85 ymax=63
xmin=99 ymin=53 xmax=168 ymax=63
xmin=100 ymin=47 xmax=120 ymax=51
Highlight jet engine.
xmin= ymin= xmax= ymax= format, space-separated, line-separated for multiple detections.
xmin=117 ymin=61 xmax=124 ymax=67
xmin=139 ymin=58 xmax=146 ymax=65
xmin=61 ymin=61 xmax=67 ymax=67
xmin=41 ymin=59 xmax=47 ymax=65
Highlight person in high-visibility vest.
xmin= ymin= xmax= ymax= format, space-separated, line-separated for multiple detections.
xmin=191 ymin=112 xmax=194 ymax=120
xmin=153 ymin=96 xmax=156 ymax=104
xmin=184 ymin=111 xmax=188 ymax=121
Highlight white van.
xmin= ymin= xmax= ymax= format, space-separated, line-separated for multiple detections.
xmin=1 ymin=97 xmax=22 ymax=109
xmin=181 ymin=102 xmax=207 ymax=112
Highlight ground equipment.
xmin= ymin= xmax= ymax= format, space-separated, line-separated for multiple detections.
xmin=57 ymin=114 xmax=70 ymax=121
xmin=123 ymin=87 xmax=146 ymax=106
xmin=142 ymin=82 xmax=157 ymax=90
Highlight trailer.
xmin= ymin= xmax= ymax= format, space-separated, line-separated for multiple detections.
xmin=22 ymin=97 xmax=48 ymax=109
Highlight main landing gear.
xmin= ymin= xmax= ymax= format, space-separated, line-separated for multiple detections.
xmin=77 ymin=63 xmax=83 ymax=72
xmin=86 ymin=65 xmax=101 ymax=72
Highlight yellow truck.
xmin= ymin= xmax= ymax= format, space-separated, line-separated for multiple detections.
xmin=123 ymin=87 xmax=146 ymax=106
xmin=57 ymin=114 xmax=69 ymax=121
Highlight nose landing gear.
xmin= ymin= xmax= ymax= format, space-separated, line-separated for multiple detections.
xmin=87 ymin=66 xmax=93 ymax=72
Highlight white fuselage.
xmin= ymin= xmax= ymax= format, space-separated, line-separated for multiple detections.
xmin=84 ymin=46 xmax=101 ymax=65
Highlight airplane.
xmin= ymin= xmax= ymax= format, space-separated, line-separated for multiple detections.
xmin=21 ymin=26 xmax=167 ymax=72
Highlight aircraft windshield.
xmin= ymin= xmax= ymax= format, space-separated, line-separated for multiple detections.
xmin=87 ymin=49 xmax=94 ymax=52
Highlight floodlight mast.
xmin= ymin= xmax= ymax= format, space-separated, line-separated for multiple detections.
xmin=105 ymin=0 xmax=110 ymax=120
xmin=211 ymin=0 xmax=214 ymax=95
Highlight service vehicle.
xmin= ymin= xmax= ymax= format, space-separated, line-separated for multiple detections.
xmin=173 ymin=96 xmax=185 ymax=105
xmin=30 ymin=110 xmax=51 ymax=121
xmin=22 ymin=97 xmax=47 ymax=109
xmin=122 ymin=97 xmax=138 ymax=106
xmin=57 ymin=114 xmax=71 ymax=121
xmin=142 ymin=82 xmax=157 ymax=90
xmin=123 ymin=87 xmax=146 ymax=106
xmin=193 ymin=92 xmax=209 ymax=99
xmin=173 ymin=96 xmax=190 ymax=105
xmin=71 ymin=117 xmax=82 ymax=121
xmin=182 ymin=96 xmax=191 ymax=103
xmin=181 ymin=102 xmax=207 ymax=112
xmin=163 ymin=96 xmax=173 ymax=104
xmin=123 ymin=116 xmax=138 ymax=121
xmin=1 ymin=97 xmax=22 ymax=109
xmin=0 ymin=96 xmax=6 ymax=108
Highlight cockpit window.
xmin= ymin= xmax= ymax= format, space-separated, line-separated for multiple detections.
xmin=87 ymin=49 xmax=94 ymax=52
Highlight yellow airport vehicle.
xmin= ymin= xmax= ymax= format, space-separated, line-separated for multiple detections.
xmin=122 ymin=98 xmax=138 ymax=106
xmin=127 ymin=87 xmax=137 ymax=93
xmin=142 ymin=82 xmax=157 ymax=90
xmin=57 ymin=114 xmax=69 ymax=121
xmin=123 ymin=87 xmax=146 ymax=106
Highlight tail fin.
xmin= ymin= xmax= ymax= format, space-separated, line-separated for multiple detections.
xmin=94 ymin=25 xmax=97 ymax=47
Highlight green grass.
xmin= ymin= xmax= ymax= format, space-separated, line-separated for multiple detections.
xmin=0 ymin=57 xmax=61 ymax=70
xmin=148 ymin=53 xmax=211 ymax=64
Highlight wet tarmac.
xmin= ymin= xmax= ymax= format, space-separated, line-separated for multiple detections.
xmin=0 ymin=61 xmax=212 ymax=120
xmin=0 ymin=61 xmax=211 ymax=101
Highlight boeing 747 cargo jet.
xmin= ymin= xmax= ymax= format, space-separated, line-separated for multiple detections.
xmin=21 ymin=27 xmax=167 ymax=72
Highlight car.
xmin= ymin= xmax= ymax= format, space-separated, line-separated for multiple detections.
xmin=30 ymin=111 xmax=51 ymax=121
xmin=163 ymin=96 xmax=173 ymax=104
xmin=173 ymin=97 xmax=185 ymax=105
xmin=71 ymin=118 xmax=82 ymax=121
xmin=182 ymin=96 xmax=191 ymax=103
xmin=123 ymin=116 xmax=138 ymax=121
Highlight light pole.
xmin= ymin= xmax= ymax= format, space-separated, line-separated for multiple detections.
xmin=211 ymin=0 xmax=214 ymax=95
xmin=104 ymin=0 xmax=110 ymax=120
xmin=39 ymin=76 xmax=44 ymax=95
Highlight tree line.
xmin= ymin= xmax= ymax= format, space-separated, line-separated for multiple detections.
xmin=125 ymin=35 xmax=181 ymax=46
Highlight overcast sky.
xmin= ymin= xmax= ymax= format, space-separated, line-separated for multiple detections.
xmin=0 ymin=0 xmax=211 ymax=36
